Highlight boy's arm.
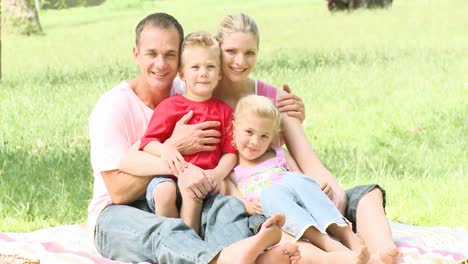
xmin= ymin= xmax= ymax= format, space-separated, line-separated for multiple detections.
xmin=206 ymin=153 xmax=237 ymax=193
xmin=142 ymin=141 xmax=186 ymax=175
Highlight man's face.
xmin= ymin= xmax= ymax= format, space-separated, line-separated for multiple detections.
xmin=133 ymin=26 xmax=180 ymax=91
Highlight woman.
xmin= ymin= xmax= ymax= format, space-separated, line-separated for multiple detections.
xmin=213 ymin=13 xmax=399 ymax=264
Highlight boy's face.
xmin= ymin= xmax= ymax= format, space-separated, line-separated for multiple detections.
xmin=133 ymin=25 xmax=180 ymax=91
xmin=180 ymin=46 xmax=221 ymax=101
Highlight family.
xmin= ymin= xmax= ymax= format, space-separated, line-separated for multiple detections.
xmin=87 ymin=12 xmax=400 ymax=264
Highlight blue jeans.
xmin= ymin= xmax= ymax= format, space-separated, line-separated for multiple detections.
xmin=260 ymin=172 xmax=348 ymax=240
xmin=95 ymin=194 xmax=265 ymax=264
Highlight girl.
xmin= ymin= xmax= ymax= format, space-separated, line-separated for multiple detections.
xmin=231 ymin=95 xmax=369 ymax=264
xmin=214 ymin=13 xmax=399 ymax=264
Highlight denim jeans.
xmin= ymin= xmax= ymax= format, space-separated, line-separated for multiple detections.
xmin=95 ymin=194 xmax=264 ymax=264
xmin=260 ymin=172 xmax=348 ymax=239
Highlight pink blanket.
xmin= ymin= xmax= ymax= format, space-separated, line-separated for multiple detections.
xmin=1 ymin=222 xmax=466 ymax=263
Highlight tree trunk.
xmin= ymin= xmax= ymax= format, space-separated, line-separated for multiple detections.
xmin=1 ymin=0 xmax=43 ymax=35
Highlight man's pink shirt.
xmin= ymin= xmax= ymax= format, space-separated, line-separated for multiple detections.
xmin=87 ymin=80 xmax=184 ymax=237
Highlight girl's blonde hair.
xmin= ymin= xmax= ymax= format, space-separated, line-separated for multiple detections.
xmin=216 ymin=13 xmax=259 ymax=47
xmin=234 ymin=95 xmax=280 ymax=132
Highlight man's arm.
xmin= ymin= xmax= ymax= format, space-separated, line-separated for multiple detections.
xmin=101 ymin=170 xmax=154 ymax=204
xmin=120 ymin=111 xmax=222 ymax=176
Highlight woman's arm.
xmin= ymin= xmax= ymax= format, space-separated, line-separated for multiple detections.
xmin=281 ymin=113 xmax=347 ymax=214
xmin=283 ymin=148 xmax=302 ymax=172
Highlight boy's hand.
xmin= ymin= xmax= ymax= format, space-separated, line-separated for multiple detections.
xmin=244 ymin=199 xmax=263 ymax=215
xmin=204 ymin=170 xmax=224 ymax=194
xmin=159 ymin=143 xmax=186 ymax=175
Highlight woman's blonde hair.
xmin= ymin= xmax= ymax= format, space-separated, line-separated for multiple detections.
xmin=234 ymin=95 xmax=280 ymax=132
xmin=216 ymin=13 xmax=259 ymax=47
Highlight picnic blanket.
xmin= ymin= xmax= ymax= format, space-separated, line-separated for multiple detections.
xmin=0 ymin=222 xmax=467 ymax=264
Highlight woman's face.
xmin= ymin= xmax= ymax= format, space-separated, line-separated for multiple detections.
xmin=220 ymin=32 xmax=258 ymax=83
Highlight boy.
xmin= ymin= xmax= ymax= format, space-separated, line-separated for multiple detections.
xmin=139 ymin=31 xmax=237 ymax=233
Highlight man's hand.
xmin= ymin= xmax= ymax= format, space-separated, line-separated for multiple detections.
xmin=276 ymin=84 xmax=306 ymax=122
xmin=177 ymin=163 xmax=213 ymax=200
xmin=244 ymin=199 xmax=263 ymax=215
xmin=166 ymin=110 xmax=221 ymax=155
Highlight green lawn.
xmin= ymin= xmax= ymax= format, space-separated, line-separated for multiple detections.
xmin=1 ymin=0 xmax=467 ymax=231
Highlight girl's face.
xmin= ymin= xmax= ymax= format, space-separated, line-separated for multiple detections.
xmin=220 ymin=32 xmax=258 ymax=83
xmin=234 ymin=114 xmax=276 ymax=162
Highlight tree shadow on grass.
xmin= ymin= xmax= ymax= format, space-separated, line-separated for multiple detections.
xmin=0 ymin=143 xmax=92 ymax=231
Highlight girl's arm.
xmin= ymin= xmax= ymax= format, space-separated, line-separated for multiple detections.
xmin=222 ymin=174 xmax=263 ymax=215
xmin=281 ymin=112 xmax=347 ymax=214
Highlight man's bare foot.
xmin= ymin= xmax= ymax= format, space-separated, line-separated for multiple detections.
xmin=257 ymin=241 xmax=301 ymax=264
xmin=368 ymin=246 xmax=400 ymax=264
xmin=214 ymin=214 xmax=284 ymax=264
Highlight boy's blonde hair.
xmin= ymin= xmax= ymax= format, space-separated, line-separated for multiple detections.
xmin=234 ymin=95 xmax=280 ymax=132
xmin=180 ymin=31 xmax=220 ymax=67
xmin=216 ymin=13 xmax=259 ymax=47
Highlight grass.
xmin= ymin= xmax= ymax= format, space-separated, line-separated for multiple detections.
xmin=1 ymin=0 xmax=467 ymax=231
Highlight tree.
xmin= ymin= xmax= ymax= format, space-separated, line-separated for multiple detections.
xmin=1 ymin=0 xmax=43 ymax=35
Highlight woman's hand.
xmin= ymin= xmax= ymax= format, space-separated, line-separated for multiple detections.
xmin=276 ymin=84 xmax=306 ymax=123
xmin=166 ymin=110 xmax=221 ymax=155
xmin=319 ymin=181 xmax=334 ymax=201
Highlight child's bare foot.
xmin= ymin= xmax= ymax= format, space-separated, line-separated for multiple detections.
xmin=214 ymin=214 xmax=284 ymax=264
xmin=355 ymin=245 xmax=370 ymax=264
xmin=257 ymin=241 xmax=301 ymax=264
xmin=262 ymin=213 xmax=286 ymax=229
xmin=369 ymin=246 xmax=400 ymax=264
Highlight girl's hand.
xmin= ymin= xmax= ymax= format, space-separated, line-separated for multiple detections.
xmin=244 ymin=199 xmax=264 ymax=215
xmin=276 ymin=84 xmax=306 ymax=123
